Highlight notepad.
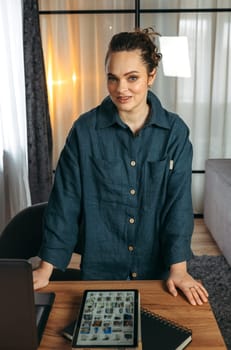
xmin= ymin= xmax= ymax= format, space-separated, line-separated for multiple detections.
xmin=141 ymin=308 xmax=192 ymax=350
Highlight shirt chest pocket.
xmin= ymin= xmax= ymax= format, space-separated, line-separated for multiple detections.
xmin=143 ymin=157 xmax=170 ymax=210
xmin=88 ymin=157 xmax=124 ymax=203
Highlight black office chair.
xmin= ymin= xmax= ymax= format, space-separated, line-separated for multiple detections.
xmin=0 ymin=202 xmax=81 ymax=281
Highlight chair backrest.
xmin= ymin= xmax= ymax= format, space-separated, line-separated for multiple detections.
xmin=0 ymin=202 xmax=82 ymax=281
xmin=0 ymin=202 xmax=47 ymax=259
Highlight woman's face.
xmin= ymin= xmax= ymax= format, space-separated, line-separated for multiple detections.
xmin=105 ymin=50 xmax=156 ymax=116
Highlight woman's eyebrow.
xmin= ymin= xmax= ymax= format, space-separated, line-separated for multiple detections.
xmin=107 ymin=70 xmax=139 ymax=77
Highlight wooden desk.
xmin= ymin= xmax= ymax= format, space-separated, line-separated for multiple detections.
xmin=39 ymin=280 xmax=226 ymax=350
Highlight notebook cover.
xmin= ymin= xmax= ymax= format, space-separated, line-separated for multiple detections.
xmin=141 ymin=308 xmax=192 ymax=350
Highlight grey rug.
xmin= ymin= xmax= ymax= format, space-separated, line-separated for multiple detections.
xmin=187 ymin=255 xmax=231 ymax=350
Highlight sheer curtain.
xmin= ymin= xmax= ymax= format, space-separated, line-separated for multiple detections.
xmin=176 ymin=4 xmax=231 ymax=212
xmin=0 ymin=0 xmax=31 ymax=232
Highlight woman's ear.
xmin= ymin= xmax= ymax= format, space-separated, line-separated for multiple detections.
xmin=148 ymin=68 xmax=157 ymax=87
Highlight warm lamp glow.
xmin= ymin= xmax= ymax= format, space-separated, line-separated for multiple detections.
xmin=47 ymin=75 xmax=77 ymax=86
xmin=72 ymin=73 xmax=77 ymax=82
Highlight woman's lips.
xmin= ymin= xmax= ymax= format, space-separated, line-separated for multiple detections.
xmin=117 ymin=96 xmax=131 ymax=103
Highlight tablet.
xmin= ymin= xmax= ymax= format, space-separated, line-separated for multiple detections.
xmin=72 ymin=289 xmax=139 ymax=348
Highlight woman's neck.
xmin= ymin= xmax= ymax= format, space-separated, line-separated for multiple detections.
xmin=119 ymin=104 xmax=150 ymax=134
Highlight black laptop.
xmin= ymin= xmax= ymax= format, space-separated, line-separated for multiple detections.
xmin=0 ymin=259 xmax=55 ymax=350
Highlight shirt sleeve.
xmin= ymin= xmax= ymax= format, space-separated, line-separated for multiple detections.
xmin=160 ymin=118 xmax=194 ymax=267
xmin=39 ymin=125 xmax=82 ymax=270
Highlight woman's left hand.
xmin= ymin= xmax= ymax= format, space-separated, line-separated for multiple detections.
xmin=166 ymin=261 xmax=209 ymax=306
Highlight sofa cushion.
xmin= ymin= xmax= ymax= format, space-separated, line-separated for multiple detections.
xmin=204 ymin=159 xmax=231 ymax=266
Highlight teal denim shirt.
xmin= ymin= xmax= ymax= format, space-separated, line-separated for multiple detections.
xmin=39 ymin=91 xmax=194 ymax=280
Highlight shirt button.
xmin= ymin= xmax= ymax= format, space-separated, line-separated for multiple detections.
xmin=131 ymin=272 xmax=137 ymax=278
xmin=129 ymin=217 xmax=135 ymax=224
xmin=128 ymin=245 xmax=134 ymax=252
xmin=130 ymin=189 xmax=136 ymax=195
xmin=130 ymin=160 xmax=136 ymax=167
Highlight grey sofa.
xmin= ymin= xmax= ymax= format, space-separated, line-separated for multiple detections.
xmin=204 ymin=159 xmax=231 ymax=266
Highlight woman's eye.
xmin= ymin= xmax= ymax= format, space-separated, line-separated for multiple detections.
xmin=128 ymin=76 xmax=138 ymax=81
xmin=107 ymin=76 xmax=117 ymax=82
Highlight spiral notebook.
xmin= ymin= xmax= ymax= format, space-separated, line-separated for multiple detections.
xmin=62 ymin=308 xmax=192 ymax=350
xmin=141 ymin=308 xmax=192 ymax=350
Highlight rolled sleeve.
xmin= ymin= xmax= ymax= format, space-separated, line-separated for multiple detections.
xmin=160 ymin=120 xmax=194 ymax=267
xmin=39 ymin=127 xmax=82 ymax=270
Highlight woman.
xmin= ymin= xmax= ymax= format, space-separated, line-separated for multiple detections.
xmin=33 ymin=28 xmax=208 ymax=306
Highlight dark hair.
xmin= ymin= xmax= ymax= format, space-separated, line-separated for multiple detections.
xmin=105 ymin=27 xmax=162 ymax=73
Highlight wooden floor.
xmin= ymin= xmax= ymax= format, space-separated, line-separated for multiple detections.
xmin=191 ymin=218 xmax=221 ymax=256
xmin=69 ymin=219 xmax=221 ymax=268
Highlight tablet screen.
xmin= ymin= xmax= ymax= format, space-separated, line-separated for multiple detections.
xmin=72 ymin=289 xmax=139 ymax=348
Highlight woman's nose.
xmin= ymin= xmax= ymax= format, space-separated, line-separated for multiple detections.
xmin=117 ymin=79 xmax=128 ymax=93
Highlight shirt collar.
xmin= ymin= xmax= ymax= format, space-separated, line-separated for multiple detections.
xmin=146 ymin=91 xmax=171 ymax=129
xmin=96 ymin=96 xmax=124 ymax=129
xmin=96 ymin=91 xmax=171 ymax=130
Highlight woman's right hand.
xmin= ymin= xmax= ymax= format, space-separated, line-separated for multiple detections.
xmin=33 ymin=260 xmax=54 ymax=290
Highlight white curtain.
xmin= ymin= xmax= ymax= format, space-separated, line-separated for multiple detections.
xmin=0 ymin=0 xmax=31 ymax=232
xmin=176 ymin=2 xmax=231 ymax=212
xmin=38 ymin=0 xmax=231 ymax=213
